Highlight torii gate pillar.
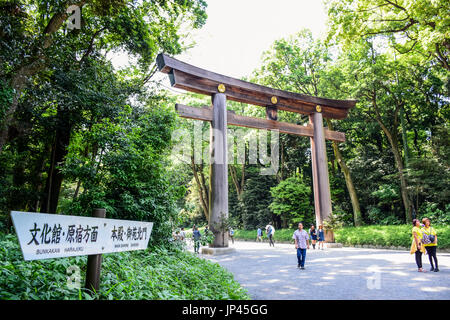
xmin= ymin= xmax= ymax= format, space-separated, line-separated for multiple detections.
xmin=209 ymin=93 xmax=229 ymax=247
xmin=310 ymin=110 xmax=333 ymax=241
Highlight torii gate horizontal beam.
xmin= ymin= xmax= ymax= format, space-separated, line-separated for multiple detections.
xmin=176 ymin=104 xmax=345 ymax=142
xmin=157 ymin=53 xmax=357 ymax=120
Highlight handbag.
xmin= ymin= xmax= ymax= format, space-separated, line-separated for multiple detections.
xmin=410 ymin=238 xmax=426 ymax=254
xmin=422 ymin=227 xmax=435 ymax=244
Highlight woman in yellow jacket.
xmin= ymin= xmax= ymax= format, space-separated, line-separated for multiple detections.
xmin=411 ymin=219 xmax=426 ymax=272
xmin=422 ymin=218 xmax=439 ymax=272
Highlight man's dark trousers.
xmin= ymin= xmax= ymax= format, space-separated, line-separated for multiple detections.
xmin=297 ymin=248 xmax=306 ymax=267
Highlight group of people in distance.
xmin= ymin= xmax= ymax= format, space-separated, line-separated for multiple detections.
xmin=411 ymin=217 xmax=439 ymax=272
xmin=172 ymin=226 xmax=203 ymax=253
xmin=180 ymin=217 xmax=441 ymax=274
xmin=256 ymin=224 xmax=276 ymax=245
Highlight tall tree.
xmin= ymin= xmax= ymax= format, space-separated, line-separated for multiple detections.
xmin=326 ymin=0 xmax=450 ymax=71
xmin=0 ymin=0 xmax=207 ymax=152
xmin=334 ymin=39 xmax=447 ymax=222
xmin=253 ymin=29 xmax=363 ymax=226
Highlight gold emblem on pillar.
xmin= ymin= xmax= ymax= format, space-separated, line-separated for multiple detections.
xmin=271 ymin=96 xmax=278 ymax=104
xmin=217 ymin=84 xmax=226 ymax=93
xmin=316 ymin=105 xmax=322 ymax=113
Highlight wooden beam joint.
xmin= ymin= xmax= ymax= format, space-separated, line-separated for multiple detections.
xmin=175 ymin=104 xmax=346 ymax=143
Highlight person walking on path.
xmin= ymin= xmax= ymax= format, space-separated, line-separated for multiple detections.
xmin=410 ymin=219 xmax=426 ymax=272
xmin=293 ymin=223 xmax=310 ymax=269
xmin=318 ymin=225 xmax=325 ymax=250
xmin=309 ymin=225 xmax=318 ymax=250
xmin=229 ymin=227 xmax=235 ymax=244
xmin=257 ymin=227 xmax=263 ymax=242
xmin=421 ymin=218 xmax=439 ymax=272
xmin=266 ymin=223 xmax=275 ymax=247
xmin=193 ymin=226 xmax=201 ymax=254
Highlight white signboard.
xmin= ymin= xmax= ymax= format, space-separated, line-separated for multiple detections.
xmin=11 ymin=211 xmax=153 ymax=261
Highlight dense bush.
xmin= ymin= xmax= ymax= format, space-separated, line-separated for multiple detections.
xmin=419 ymin=202 xmax=450 ymax=225
xmin=0 ymin=233 xmax=249 ymax=300
xmin=334 ymin=225 xmax=450 ymax=248
xmin=366 ymin=206 xmax=404 ymax=225
xmin=269 ymin=176 xmax=314 ymax=228
xmin=240 ymin=168 xmax=277 ymax=230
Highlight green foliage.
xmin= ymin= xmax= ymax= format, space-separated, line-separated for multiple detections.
xmin=419 ymin=202 xmax=450 ymax=226
xmin=407 ymin=125 xmax=450 ymax=210
xmin=0 ymin=80 xmax=13 ymax=122
xmin=0 ymin=0 xmax=209 ymax=250
xmin=269 ymin=176 xmax=314 ymax=228
xmin=332 ymin=204 xmax=355 ymax=227
xmin=0 ymin=233 xmax=249 ymax=300
xmin=199 ymin=229 xmax=215 ymax=246
xmin=253 ymin=29 xmax=329 ymax=96
xmin=322 ymin=213 xmax=344 ymax=231
xmin=211 ymin=212 xmax=237 ymax=247
xmin=366 ymin=207 xmax=403 ymax=226
xmin=240 ymin=167 xmax=277 ymax=230
xmin=326 ymin=0 xmax=450 ymax=70
xmin=60 ymin=102 xmax=183 ymax=247
xmin=334 ymin=224 xmax=450 ymax=248
xmin=183 ymin=226 xmax=214 ymax=246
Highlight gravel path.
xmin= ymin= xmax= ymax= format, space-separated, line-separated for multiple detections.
xmin=190 ymin=241 xmax=450 ymax=300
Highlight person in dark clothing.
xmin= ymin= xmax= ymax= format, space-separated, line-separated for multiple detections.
xmin=421 ymin=218 xmax=439 ymax=272
xmin=193 ymin=226 xmax=201 ymax=254
xmin=266 ymin=223 xmax=275 ymax=247
xmin=309 ymin=225 xmax=318 ymax=250
xmin=318 ymin=225 xmax=325 ymax=250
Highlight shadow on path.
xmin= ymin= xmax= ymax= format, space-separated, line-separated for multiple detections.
xmin=197 ymin=241 xmax=450 ymax=300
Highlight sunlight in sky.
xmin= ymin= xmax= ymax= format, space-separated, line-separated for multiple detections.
xmin=178 ymin=0 xmax=327 ymax=79
xmin=111 ymin=0 xmax=327 ymax=80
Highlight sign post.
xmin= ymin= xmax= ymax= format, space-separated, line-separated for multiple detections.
xmin=85 ymin=208 xmax=106 ymax=292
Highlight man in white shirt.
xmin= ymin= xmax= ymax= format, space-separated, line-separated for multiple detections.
xmin=293 ymin=223 xmax=310 ymax=269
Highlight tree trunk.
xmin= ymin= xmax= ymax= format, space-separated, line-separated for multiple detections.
xmin=191 ymin=155 xmax=209 ymax=222
xmin=326 ymin=119 xmax=363 ymax=226
xmin=40 ymin=108 xmax=73 ymax=213
xmin=229 ymin=162 xmax=245 ymax=201
xmin=373 ymin=106 xmax=412 ymax=223
xmin=388 ymin=133 xmax=413 ymax=223
xmin=400 ymin=106 xmax=410 ymax=168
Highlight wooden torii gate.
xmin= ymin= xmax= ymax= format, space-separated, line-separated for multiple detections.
xmin=157 ymin=53 xmax=356 ymax=248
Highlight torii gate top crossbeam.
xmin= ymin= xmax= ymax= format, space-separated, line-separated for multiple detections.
xmin=156 ymin=53 xmax=357 ymax=120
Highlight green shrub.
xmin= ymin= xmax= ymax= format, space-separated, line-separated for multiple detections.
xmin=269 ymin=176 xmax=314 ymax=228
xmin=420 ymin=202 xmax=450 ymax=225
xmin=334 ymin=224 xmax=450 ymax=248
